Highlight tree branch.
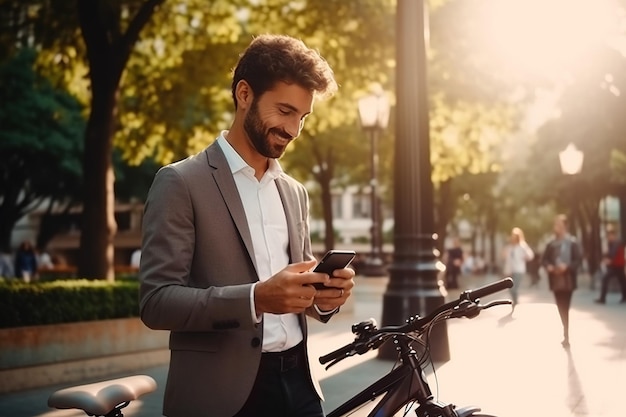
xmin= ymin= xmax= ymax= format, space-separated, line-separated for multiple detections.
xmin=114 ymin=0 xmax=165 ymax=76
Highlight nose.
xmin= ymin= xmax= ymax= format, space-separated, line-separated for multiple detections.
xmin=284 ymin=118 xmax=303 ymax=139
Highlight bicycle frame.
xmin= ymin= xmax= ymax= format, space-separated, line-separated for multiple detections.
xmin=327 ymin=336 xmax=461 ymax=417
xmin=328 ymin=355 xmax=426 ymax=416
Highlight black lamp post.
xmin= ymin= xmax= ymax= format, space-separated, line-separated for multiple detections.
xmin=358 ymin=86 xmax=390 ymax=277
xmin=379 ymin=0 xmax=450 ymax=362
xmin=559 ymin=143 xmax=584 ymax=224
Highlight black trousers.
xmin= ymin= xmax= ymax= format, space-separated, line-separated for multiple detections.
xmin=553 ymin=291 xmax=573 ymax=340
xmin=234 ymin=342 xmax=324 ymax=417
xmin=598 ymin=267 xmax=626 ymax=301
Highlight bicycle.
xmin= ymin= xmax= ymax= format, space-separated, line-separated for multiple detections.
xmin=319 ymin=277 xmax=513 ymax=417
xmin=47 ymin=277 xmax=512 ymax=417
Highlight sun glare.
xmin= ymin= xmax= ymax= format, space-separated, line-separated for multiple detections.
xmin=478 ymin=0 xmax=623 ymax=82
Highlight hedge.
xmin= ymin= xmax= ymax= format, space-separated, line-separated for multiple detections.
xmin=0 ymin=278 xmax=140 ymax=328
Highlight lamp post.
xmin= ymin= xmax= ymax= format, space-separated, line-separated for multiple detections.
xmin=558 ymin=143 xmax=584 ymax=221
xmin=559 ymin=142 xmax=584 ymax=279
xmin=379 ymin=0 xmax=450 ymax=362
xmin=358 ymin=86 xmax=390 ymax=276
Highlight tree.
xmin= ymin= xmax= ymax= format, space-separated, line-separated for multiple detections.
xmin=0 ymin=0 xmax=521 ymax=276
xmin=74 ymin=0 xmax=167 ymax=280
xmin=0 ymin=48 xmax=84 ymax=252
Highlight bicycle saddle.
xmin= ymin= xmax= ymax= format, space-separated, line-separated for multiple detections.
xmin=48 ymin=375 xmax=157 ymax=415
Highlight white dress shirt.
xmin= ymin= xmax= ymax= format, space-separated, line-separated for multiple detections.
xmin=217 ymin=132 xmax=303 ymax=352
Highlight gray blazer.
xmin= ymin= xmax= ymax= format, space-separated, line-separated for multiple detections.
xmin=139 ymin=141 xmax=331 ymax=417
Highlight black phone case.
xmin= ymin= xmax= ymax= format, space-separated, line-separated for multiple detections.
xmin=312 ymin=250 xmax=355 ymax=289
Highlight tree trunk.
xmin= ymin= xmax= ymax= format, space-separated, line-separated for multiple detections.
xmin=75 ymin=0 xmax=162 ymax=279
xmin=78 ymin=86 xmax=118 ymax=280
xmin=320 ymin=175 xmax=335 ymax=253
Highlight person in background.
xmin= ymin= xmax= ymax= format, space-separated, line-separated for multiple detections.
xmin=14 ymin=240 xmax=38 ymax=283
xmin=130 ymin=248 xmax=141 ymax=269
xmin=445 ymin=237 xmax=464 ymax=289
xmin=462 ymin=251 xmax=476 ymax=276
xmin=37 ymin=248 xmax=54 ymax=270
xmin=139 ymin=34 xmax=352 ymax=417
xmin=541 ymin=214 xmax=582 ymax=348
xmin=0 ymin=248 xmax=14 ymax=278
xmin=594 ymin=225 xmax=626 ymax=304
xmin=501 ymin=227 xmax=534 ymax=311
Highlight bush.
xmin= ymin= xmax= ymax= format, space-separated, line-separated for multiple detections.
xmin=0 ymin=278 xmax=140 ymax=328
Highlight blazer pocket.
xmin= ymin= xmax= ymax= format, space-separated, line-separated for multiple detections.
xmin=169 ymin=331 xmax=220 ymax=352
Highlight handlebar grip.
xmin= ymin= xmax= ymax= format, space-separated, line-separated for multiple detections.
xmin=319 ymin=343 xmax=353 ymax=365
xmin=465 ymin=277 xmax=513 ymax=301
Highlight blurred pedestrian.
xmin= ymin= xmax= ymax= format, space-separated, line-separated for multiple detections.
xmin=594 ymin=225 xmax=626 ymax=304
xmin=462 ymin=251 xmax=476 ymax=275
xmin=130 ymin=248 xmax=141 ymax=269
xmin=501 ymin=227 xmax=534 ymax=310
xmin=0 ymin=248 xmax=14 ymax=278
xmin=527 ymin=248 xmax=541 ymax=287
xmin=14 ymin=240 xmax=38 ymax=282
xmin=445 ymin=237 xmax=464 ymax=289
xmin=37 ymin=248 xmax=54 ymax=270
xmin=541 ymin=214 xmax=582 ymax=348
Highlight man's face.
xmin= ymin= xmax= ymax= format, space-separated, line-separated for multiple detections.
xmin=553 ymin=218 xmax=566 ymax=236
xmin=243 ymin=81 xmax=314 ymax=159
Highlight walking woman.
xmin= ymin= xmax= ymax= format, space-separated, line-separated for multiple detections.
xmin=502 ymin=227 xmax=534 ymax=311
xmin=541 ymin=214 xmax=582 ymax=348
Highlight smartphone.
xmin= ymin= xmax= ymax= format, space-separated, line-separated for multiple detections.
xmin=312 ymin=250 xmax=356 ymax=290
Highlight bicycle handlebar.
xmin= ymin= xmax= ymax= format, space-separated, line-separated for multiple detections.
xmin=319 ymin=278 xmax=514 ymax=366
xmin=464 ymin=277 xmax=514 ymax=301
xmin=319 ymin=343 xmax=355 ymax=366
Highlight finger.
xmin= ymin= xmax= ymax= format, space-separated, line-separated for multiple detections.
xmin=327 ymin=277 xmax=354 ymax=291
xmin=286 ymin=259 xmax=318 ymax=273
xmin=297 ymin=270 xmax=330 ymax=287
xmin=328 ymin=267 xmax=356 ymax=279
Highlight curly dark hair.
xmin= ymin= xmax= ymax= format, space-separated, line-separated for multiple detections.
xmin=231 ymin=34 xmax=337 ymax=108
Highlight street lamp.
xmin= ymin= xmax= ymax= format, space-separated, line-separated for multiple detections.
xmin=379 ymin=0 xmax=450 ymax=362
xmin=559 ymin=142 xmax=584 ymax=238
xmin=358 ymin=85 xmax=390 ymax=276
xmin=559 ymin=143 xmax=584 ymax=175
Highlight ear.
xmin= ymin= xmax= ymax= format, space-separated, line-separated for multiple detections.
xmin=235 ymin=80 xmax=254 ymax=110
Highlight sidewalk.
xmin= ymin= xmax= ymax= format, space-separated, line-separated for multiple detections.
xmin=1 ymin=273 xmax=624 ymax=416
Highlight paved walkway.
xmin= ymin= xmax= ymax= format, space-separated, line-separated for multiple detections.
xmin=1 ymin=273 xmax=624 ymax=416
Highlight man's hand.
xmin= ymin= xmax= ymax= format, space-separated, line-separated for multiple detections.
xmin=312 ymin=266 xmax=356 ymax=312
xmin=254 ymin=260 xmax=329 ymax=315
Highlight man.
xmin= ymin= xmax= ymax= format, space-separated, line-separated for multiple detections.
xmin=595 ymin=225 xmax=626 ymax=304
xmin=139 ymin=34 xmax=354 ymax=417
xmin=541 ymin=214 xmax=582 ymax=348
xmin=445 ymin=237 xmax=463 ymax=289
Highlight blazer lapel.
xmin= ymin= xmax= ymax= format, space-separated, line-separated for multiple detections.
xmin=206 ymin=143 xmax=258 ymax=276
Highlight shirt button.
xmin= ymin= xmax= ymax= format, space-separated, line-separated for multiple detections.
xmin=251 ymin=337 xmax=261 ymax=348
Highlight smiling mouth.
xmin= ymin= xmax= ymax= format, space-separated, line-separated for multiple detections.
xmin=271 ymin=132 xmax=293 ymax=144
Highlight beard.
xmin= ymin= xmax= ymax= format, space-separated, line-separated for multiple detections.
xmin=243 ymin=99 xmax=293 ymax=159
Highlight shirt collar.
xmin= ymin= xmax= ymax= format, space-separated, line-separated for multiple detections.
xmin=217 ymin=131 xmax=283 ymax=180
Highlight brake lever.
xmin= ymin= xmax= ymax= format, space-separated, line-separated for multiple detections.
xmin=324 ymin=357 xmax=344 ymax=370
xmin=450 ymin=299 xmax=480 ymax=319
xmin=324 ymin=348 xmax=357 ymax=370
xmin=479 ymin=299 xmax=513 ymax=310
